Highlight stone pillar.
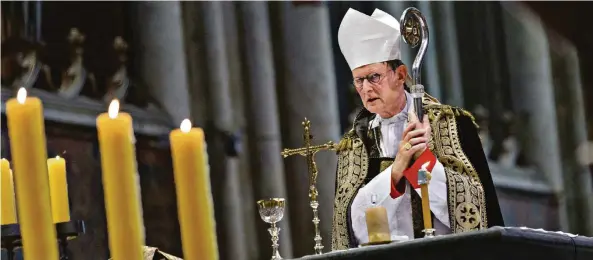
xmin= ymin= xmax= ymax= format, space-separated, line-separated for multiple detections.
xmin=271 ymin=1 xmax=341 ymax=256
xmin=501 ymin=2 xmax=569 ymax=230
xmin=133 ymin=2 xmax=191 ymax=124
xmin=431 ymin=1 xmax=464 ymax=106
xmin=200 ymin=2 xmax=247 ymax=260
xmin=415 ymin=1 xmax=442 ymax=101
xmin=549 ymin=33 xmax=593 ymax=235
xmin=180 ymin=2 xmax=209 ymax=128
xmin=565 ymin=44 xmax=593 ymax=236
xmin=237 ymin=2 xmax=293 ymax=258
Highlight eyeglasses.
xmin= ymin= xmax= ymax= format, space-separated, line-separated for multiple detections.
xmin=352 ymin=70 xmax=392 ymax=90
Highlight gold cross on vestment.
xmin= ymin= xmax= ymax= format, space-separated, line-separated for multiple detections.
xmin=281 ymin=118 xmax=336 ymax=201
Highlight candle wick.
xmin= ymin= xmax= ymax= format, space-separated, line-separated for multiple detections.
xmin=371 ymin=194 xmax=377 ymax=205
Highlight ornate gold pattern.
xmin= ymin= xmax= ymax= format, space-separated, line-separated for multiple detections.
xmin=426 ymin=101 xmax=488 ymax=232
xmin=455 ymin=202 xmax=480 ymax=229
xmin=332 ymin=134 xmax=369 ymax=250
xmin=379 ymin=160 xmax=393 ymax=173
xmin=331 ymin=97 xmax=488 ymax=250
xmin=402 ymin=16 xmax=421 ymax=47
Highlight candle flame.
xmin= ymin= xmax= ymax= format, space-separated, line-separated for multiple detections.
xmin=108 ymin=99 xmax=120 ymax=119
xmin=55 ymin=155 xmax=61 ymax=159
xmin=180 ymin=119 xmax=192 ymax=133
xmin=17 ymin=87 xmax=27 ymax=104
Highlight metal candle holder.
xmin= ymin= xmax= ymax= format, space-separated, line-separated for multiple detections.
xmin=281 ymin=118 xmax=337 ymax=255
xmin=1 ymin=220 xmax=85 ymax=260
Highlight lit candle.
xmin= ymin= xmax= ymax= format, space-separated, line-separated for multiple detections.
xmin=170 ymin=119 xmax=218 ymax=260
xmin=96 ymin=99 xmax=143 ymax=260
xmin=1 ymin=159 xmax=18 ymax=225
xmin=365 ymin=194 xmax=391 ymax=243
xmin=5 ymin=88 xmax=59 ymax=259
xmin=47 ymin=156 xmax=70 ymax=223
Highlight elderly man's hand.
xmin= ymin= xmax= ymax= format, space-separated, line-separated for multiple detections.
xmin=391 ymin=121 xmax=427 ymax=183
xmin=411 ymin=113 xmax=431 ymax=159
xmin=390 ymin=110 xmax=432 ymax=184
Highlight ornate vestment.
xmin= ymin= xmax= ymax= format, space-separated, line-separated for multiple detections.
xmin=331 ymin=95 xmax=504 ymax=250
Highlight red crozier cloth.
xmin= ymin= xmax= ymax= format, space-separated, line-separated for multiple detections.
xmin=390 ymin=149 xmax=437 ymax=199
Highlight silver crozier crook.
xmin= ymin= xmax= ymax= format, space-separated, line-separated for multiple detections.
xmin=400 ymin=7 xmax=437 ymax=238
xmin=400 ymin=7 xmax=429 ymax=121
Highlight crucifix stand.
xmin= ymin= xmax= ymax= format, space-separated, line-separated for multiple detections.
xmin=281 ymin=118 xmax=336 ymax=255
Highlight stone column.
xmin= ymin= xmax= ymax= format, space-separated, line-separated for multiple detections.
xmin=271 ymin=1 xmax=341 ymax=256
xmin=180 ymin=2 xmax=209 ymax=128
xmin=431 ymin=1 xmax=464 ymax=106
xmin=549 ymin=33 xmax=593 ymax=235
xmin=415 ymin=1 xmax=442 ymax=101
xmin=133 ymin=2 xmax=191 ymax=124
xmin=237 ymin=2 xmax=293 ymax=258
xmin=200 ymin=2 xmax=247 ymax=260
xmin=501 ymin=2 xmax=569 ymax=230
xmin=565 ymin=44 xmax=593 ymax=236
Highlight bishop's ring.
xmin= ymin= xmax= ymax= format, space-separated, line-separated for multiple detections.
xmin=404 ymin=142 xmax=412 ymax=151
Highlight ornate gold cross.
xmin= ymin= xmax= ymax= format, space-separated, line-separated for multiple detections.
xmin=281 ymin=118 xmax=336 ymax=201
xmin=280 ymin=118 xmax=336 ymax=254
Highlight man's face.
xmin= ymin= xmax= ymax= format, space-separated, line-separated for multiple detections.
xmin=352 ymin=62 xmax=407 ymax=116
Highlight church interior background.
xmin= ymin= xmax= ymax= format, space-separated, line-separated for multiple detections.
xmin=1 ymin=1 xmax=592 ymax=259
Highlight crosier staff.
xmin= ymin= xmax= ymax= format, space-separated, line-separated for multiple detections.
xmin=400 ymin=7 xmax=435 ymax=238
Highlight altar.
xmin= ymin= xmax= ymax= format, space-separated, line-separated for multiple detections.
xmin=291 ymin=227 xmax=593 ymax=260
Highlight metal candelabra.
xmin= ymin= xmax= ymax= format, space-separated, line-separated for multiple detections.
xmin=1 ymin=220 xmax=85 ymax=260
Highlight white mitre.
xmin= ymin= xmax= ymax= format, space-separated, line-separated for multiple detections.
xmin=338 ymin=8 xmax=402 ymax=70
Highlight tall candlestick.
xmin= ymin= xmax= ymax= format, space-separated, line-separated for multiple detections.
xmin=418 ymin=169 xmax=433 ymax=235
xmin=170 ymin=119 xmax=218 ymax=260
xmin=5 ymin=88 xmax=59 ymax=259
xmin=96 ymin=99 xmax=143 ymax=260
xmin=47 ymin=156 xmax=70 ymax=223
xmin=420 ymin=185 xmax=432 ymax=229
xmin=1 ymin=158 xmax=18 ymax=225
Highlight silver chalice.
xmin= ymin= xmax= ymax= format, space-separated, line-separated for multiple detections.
xmin=257 ymin=198 xmax=285 ymax=260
